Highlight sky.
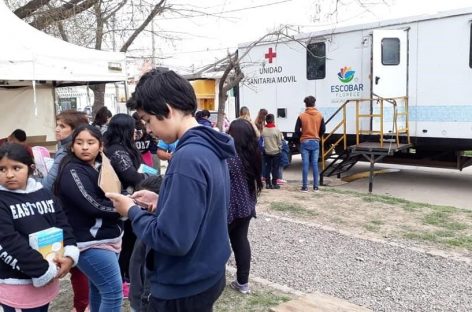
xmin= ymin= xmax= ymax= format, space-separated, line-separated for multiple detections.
xmin=128 ymin=0 xmax=472 ymax=74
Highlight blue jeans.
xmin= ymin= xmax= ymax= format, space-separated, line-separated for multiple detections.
xmin=300 ymin=140 xmax=320 ymax=188
xmin=78 ymin=248 xmax=123 ymax=312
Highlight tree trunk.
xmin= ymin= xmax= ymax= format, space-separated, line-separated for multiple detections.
xmin=90 ymin=83 xmax=105 ymax=116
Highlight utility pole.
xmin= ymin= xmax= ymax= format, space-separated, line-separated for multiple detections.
xmin=151 ymin=19 xmax=156 ymax=67
xmin=112 ymin=14 xmax=121 ymax=112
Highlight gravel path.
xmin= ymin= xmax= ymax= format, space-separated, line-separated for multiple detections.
xmin=243 ymin=213 xmax=472 ymax=311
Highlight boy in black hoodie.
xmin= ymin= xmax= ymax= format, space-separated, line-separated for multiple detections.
xmin=107 ymin=69 xmax=235 ymax=312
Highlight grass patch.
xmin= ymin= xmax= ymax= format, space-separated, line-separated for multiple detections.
xmin=370 ymin=219 xmax=383 ymax=225
xmin=330 ymin=217 xmax=346 ymax=224
xmin=403 ymin=231 xmax=438 ymax=243
xmin=215 ymin=286 xmax=291 ymax=312
xmin=270 ymin=202 xmax=318 ymax=217
xmin=445 ymin=236 xmax=472 ymax=249
xmin=364 ymin=224 xmax=380 ymax=232
xmin=423 ymin=212 xmax=468 ymax=231
xmin=327 ymin=187 xmax=462 ymax=215
xmin=403 ymin=232 xmax=472 ymax=251
xmin=423 ymin=211 xmax=450 ymax=226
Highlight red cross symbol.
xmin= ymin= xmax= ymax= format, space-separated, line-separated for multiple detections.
xmin=264 ymin=48 xmax=277 ymax=63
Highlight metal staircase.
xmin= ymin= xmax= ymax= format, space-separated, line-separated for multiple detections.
xmin=320 ymin=96 xmax=411 ymax=191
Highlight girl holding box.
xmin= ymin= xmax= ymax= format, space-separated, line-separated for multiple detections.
xmin=0 ymin=143 xmax=79 ymax=312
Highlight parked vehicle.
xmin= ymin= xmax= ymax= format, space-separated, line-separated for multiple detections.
xmin=238 ymin=7 xmax=472 ymax=169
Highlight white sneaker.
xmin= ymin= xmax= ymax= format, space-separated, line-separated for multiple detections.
xmin=230 ymin=280 xmax=251 ymax=294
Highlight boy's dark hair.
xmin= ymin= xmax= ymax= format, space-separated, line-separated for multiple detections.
xmin=136 ymin=175 xmax=163 ymax=194
xmin=128 ymin=69 xmax=197 ymax=120
xmin=265 ymin=113 xmax=275 ymax=123
xmin=10 ymin=129 xmax=27 ymax=142
xmin=200 ymin=110 xmax=210 ymax=118
xmin=304 ymin=96 xmax=316 ymax=107
xmin=0 ymin=143 xmax=34 ymax=175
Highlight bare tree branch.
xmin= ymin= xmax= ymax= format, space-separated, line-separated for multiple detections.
xmin=120 ymin=0 xmax=166 ymax=52
xmin=14 ymin=0 xmax=53 ymax=19
xmin=29 ymin=0 xmax=99 ymax=30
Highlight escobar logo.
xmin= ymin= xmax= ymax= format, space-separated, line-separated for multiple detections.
xmin=331 ymin=66 xmax=364 ymax=98
xmin=337 ymin=66 xmax=355 ymax=83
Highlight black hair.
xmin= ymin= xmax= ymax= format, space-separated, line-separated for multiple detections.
xmin=0 ymin=143 xmax=34 ymax=175
xmin=227 ymin=119 xmax=263 ymax=197
xmin=265 ymin=113 xmax=275 ymax=123
xmin=304 ymin=96 xmax=316 ymax=107
xmin=200 ymin=109 xmax=210 ymax=118
xmin=103 ymin=114 xmax=141 ymax=167
xmin=128 ymin=68 xmax=197 ymax=120
xmin=195 ymin=111 xmax=203 ymax=119
xmin=54 ymin=125 xmax=103 ymax=195
xmin=93 ymin=106 xmax=112 ymax=127
xmin=135 ymin=175 xmax=163 ymax=194
xmin=10 ymin=129 xmax=27 ymax=142
xmin=132 ymin=112 xmax=146 ymax=132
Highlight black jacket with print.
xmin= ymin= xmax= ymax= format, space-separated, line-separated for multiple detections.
xmin=0 ymin=178 xmax=78 ymax=286
xmin=55 ymin=157 xmax=123 ymax=249
xmin=104 ymin=143 xmax=146 ymax=191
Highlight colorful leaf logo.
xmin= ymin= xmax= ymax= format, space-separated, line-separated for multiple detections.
xmin=337 ymin=66 xmax=355 ymax=83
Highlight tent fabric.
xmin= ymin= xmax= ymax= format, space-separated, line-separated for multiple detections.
xmin=0 ymin=2 xmax=126 ymax=83
xmin=0 ymin=86 xmax=56 ymax=140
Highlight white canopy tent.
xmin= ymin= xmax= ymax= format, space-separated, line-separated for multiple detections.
xmin=0 ymin=1 xmax=127 ymax=140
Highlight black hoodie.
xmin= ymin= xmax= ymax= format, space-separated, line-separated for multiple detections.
xmin=0 ymin=178 xmax=78 ymax=287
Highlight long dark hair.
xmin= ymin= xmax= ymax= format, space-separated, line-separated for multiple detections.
xmin=255 ymin=108 xmax=268 ymax=133
xmin=228 ymin=119 xmax=263 ymax=196
xmin=93 ymin=106 xmax=112 ymax=127
xmin=54 ymin=125 xmax=103 ymax=195
xmin=103 ymin=114 xmax=141 ymax=167
xmin=0 ymin=143 xmax=34 ymax=175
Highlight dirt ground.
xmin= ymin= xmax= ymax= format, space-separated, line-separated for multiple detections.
xmin=257 ymin=183 xmax=472 ymax=261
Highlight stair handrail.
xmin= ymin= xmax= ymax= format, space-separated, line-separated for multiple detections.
xmin=321 ymin=100 xmax=349 ymax=170
xmin=321 ymin=96 xmax=410 ymax=171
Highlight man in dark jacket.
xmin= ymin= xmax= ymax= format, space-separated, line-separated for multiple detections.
xmin=294 ymin=95 xmax=325 ymax=192
xmin=107 ymin=69 xmax=235 ymax=312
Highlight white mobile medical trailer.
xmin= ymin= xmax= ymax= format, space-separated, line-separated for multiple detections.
xmin=238 ymin=7 xmax=472 ymax=169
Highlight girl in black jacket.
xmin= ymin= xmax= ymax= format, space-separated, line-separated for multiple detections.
xmin=55 ymin=125 xmax=123 ymax=311
xmin=103 ymin=114 xmax=146 ymax=295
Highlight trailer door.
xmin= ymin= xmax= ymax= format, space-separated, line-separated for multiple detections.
xmin=372 ymin=30 xmax=407 ymax=98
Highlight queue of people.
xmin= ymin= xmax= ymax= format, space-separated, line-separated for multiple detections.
xmin=0 ymin=67 xmax=323 ymax=312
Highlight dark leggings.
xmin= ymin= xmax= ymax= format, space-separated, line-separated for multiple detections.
xmin=119 ymin=219 xmax=137 ymax=282
xmin=228 ymin=216 xmax=252 ymax=285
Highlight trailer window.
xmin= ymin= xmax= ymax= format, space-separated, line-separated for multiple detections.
xmin=469 ymin=24 xmax=472 ymax=68
xmin=307 ymin=42 xmax=326 ymax=80
xmin=381 ymin=38 xmax=400 ymax=65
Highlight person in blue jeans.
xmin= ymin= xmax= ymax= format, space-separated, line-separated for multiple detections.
xmin=294 ymin=96 xmax=325 ymax=192
xmin=55 ymin=125 xmax=123 ymax=311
